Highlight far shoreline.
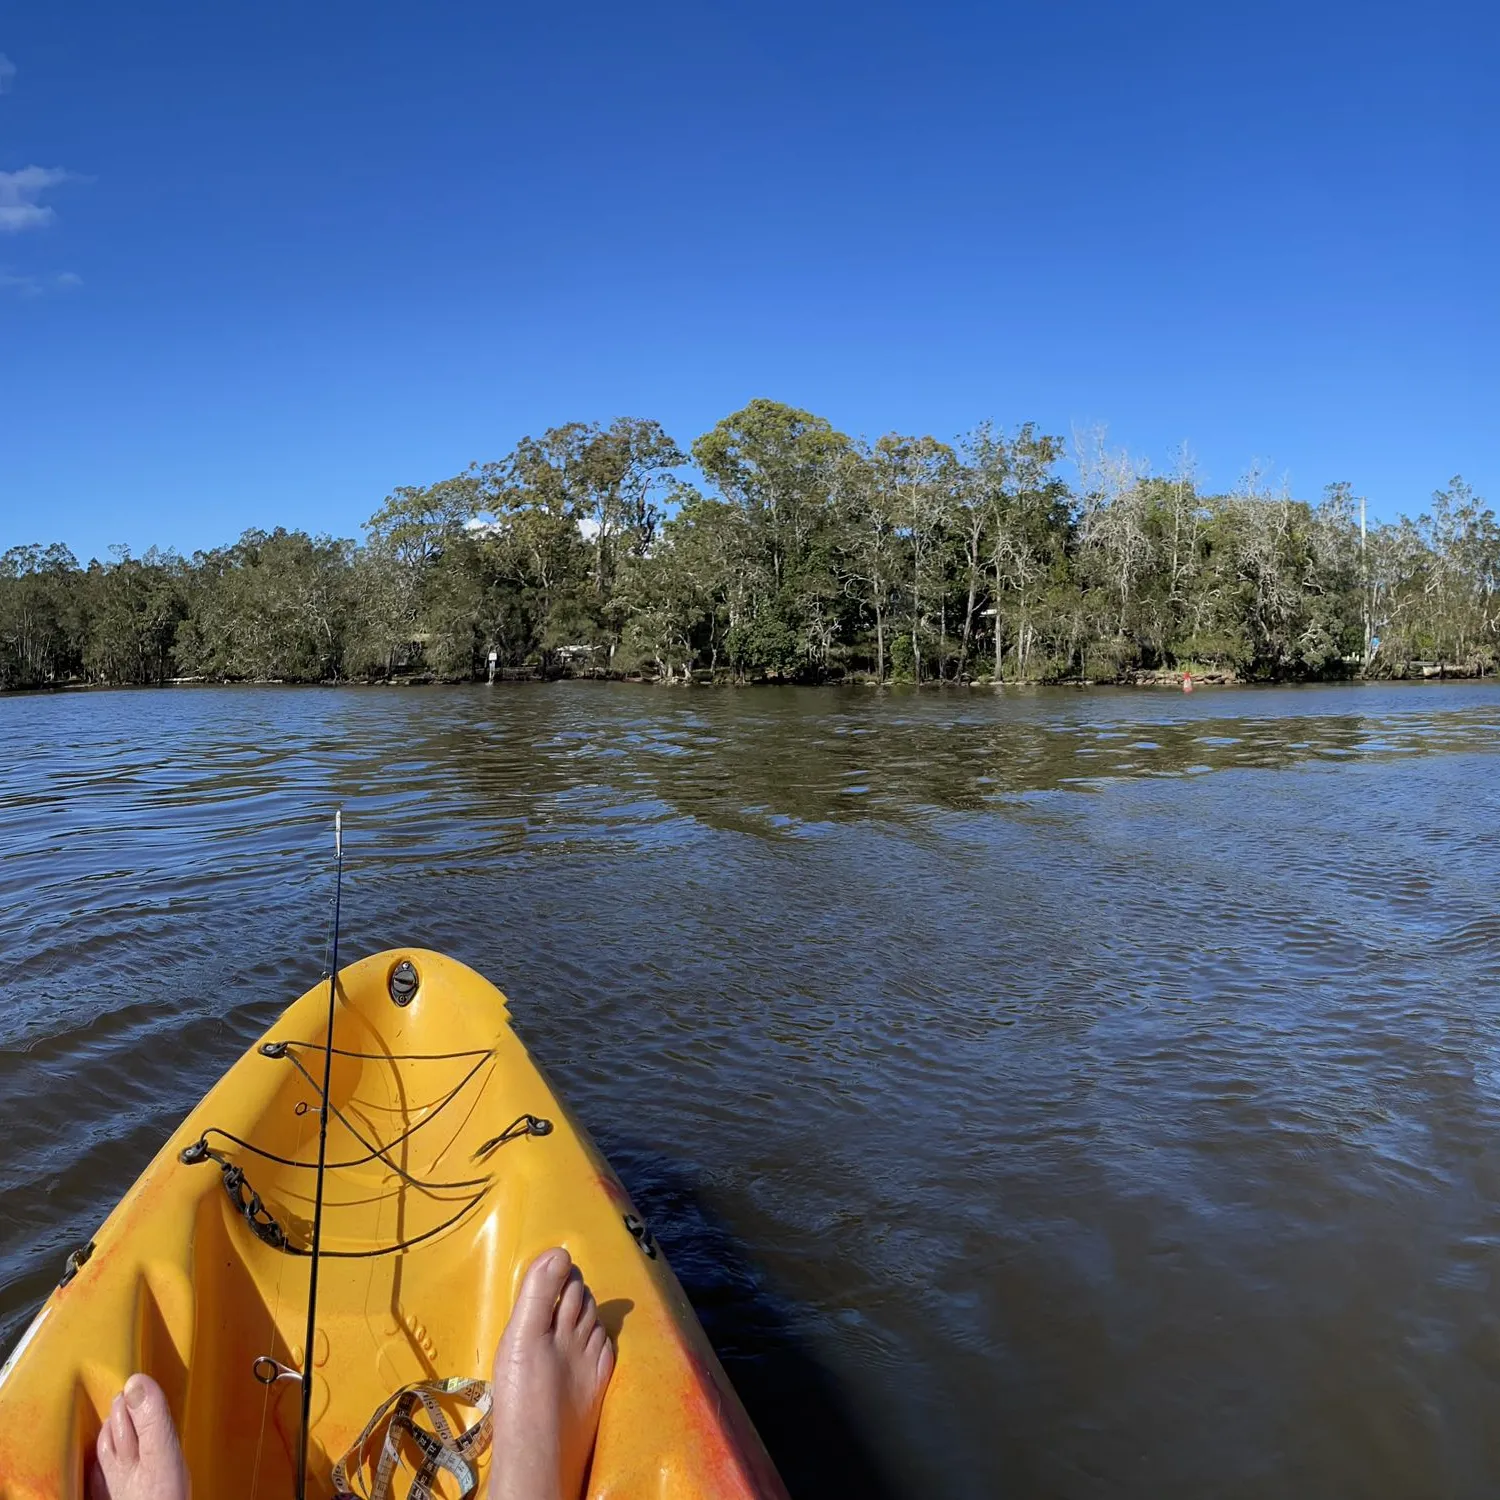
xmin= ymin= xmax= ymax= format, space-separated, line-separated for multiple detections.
xmin=5 ymin=671 xmax=1496 ymax=702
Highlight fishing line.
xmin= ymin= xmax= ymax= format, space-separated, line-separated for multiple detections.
xmin=250 ymin=1068 xmax=315 ymax=1500
xmin=297 ymin=809 xmax=343 ymax=1500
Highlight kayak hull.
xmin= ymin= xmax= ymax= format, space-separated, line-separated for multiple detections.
xmin=0 ymin=949 xmax=787 ymax=1500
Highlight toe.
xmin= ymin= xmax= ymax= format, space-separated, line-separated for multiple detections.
xmin=555 ymin=1268 xmax=585 ymax=1332
xmin=510 ymin=1248 xmax=573 ymax=1340
xmin=121 ymin=1375 xmax=178 ymax=1466
xmin=596 ymin=1336 xmax=616 ymax=1387
xmin=584 ymin=1322 xmax=608 ymax=1362
xmin=109 ymin=1393 xmax=139 ymax=1465
xmin=575 ymin=1289 xmax=599 ymax=1341
xmin=94 ymin=1417 xmax=119 ymax=1498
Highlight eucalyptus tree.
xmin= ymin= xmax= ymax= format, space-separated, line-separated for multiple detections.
xmin=1421 ymin=477 xmax=1500 ymax=664
xmin=866 ymin=433 xmax=957 ymax=682
xmin=584 ymin=418 xmax=684 ymax=581
xmin=177 ymin=529 xmax=351 ymax=681
xmin=82 ymin=548 xmax=187 ymax=684
xmin=469 ymin=478 xmax=591 ymax=670
xmin=998 ymin=425 xmax=1070 ymax=678
xmin=693 ymin=400 xmax=851 ymax=675
xmin=0 ymin=542 xmax=81 ymax=687
xmin=836 ymin=443 xmax=900 ymax=680
xmin=1366 ymin=515 xmax=1432 ymax=667
xmin=962 ymin=424 xmax=1069 ymax=678
xmin=1300 ymin=482 xmax=1364 ymax=673
xmin=1073 ymin=425 xmax=1153 ymax=650
xmin=952 ymin=422 xmax=1002 ymax=678
xmin=346 ymin=473 xmax=479 ymax=677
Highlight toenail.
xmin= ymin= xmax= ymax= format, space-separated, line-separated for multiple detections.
xmin=124 ymin=1378 xmax=148 ymax=1410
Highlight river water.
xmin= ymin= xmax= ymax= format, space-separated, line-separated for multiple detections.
xmin=3 ymin=681 xmax=1500 ymax=1497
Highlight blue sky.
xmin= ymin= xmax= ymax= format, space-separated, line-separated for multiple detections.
xmin=0 ymin=0 xmax=1491 ymax=561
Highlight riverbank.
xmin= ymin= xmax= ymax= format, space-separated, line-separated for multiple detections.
xmin=7 ymin=664 xmax=1496 ymax=698
xmin=5 ymin=404 xmax=1493 ymax=699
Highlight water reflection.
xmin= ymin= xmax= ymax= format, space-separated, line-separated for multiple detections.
xmin=3 ymin=681 xmax=1500 ymax=1497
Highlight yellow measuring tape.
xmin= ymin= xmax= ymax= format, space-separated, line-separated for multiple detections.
xmin=332 ymin=1377 xmax=492 ymax=1500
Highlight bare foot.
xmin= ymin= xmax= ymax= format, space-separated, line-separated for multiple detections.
xmin=490 ymin=1248 xmax=615 ymax=1500
xmin=89 ymin=1374 xmax=190 ymax=1500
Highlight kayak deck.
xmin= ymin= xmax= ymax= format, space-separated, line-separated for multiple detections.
xmin=0 ymin=949 xmax=786 ymax=1500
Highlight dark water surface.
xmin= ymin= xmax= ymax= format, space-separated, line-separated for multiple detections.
xmin=4 ymin=682 xmax=1500 ymax=1497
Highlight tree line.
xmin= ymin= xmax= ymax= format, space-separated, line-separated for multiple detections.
xmin=2 ymin=400 xmax=1496 ymax=691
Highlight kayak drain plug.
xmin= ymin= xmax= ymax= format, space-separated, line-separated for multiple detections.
xmin=390 ymin=960 xmax=419 ymax=1006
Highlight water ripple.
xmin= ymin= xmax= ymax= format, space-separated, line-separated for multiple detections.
xmin=2 ymin=681 xmax=1500 ymax=1497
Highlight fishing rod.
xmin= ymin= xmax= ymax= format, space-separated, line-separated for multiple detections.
xmin=297 ymin=808 xmax=343 ymax=1500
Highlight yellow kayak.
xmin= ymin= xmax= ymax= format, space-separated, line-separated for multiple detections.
xmin=0 ymin=949 xmax=787 ymax=1500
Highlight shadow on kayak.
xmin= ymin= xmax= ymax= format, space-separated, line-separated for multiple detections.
xmin=603 ymin=1137 xmax=899 ymax=1500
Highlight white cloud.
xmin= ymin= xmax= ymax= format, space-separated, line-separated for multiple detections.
xmin=0 ymin=54 xmax=15 ymax=94
xmin=0 ymin=266 xmax=81 ymax=296
xmin=0 ymin=166 xmax=70 ymax=231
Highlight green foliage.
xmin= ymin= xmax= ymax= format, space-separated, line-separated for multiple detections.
xmin=84 ymin=549 xmax=187 ymax=684
xmin=3 ymin=409 xmax=1495 ymax=690
xmin=888 ymin=634 xmax=916 ymax=683
xmin=0 ymin=543 xmax=82 ymax=688
xmin=727 ymin=611 xmax=802 ymax=678
xmin=174 ymin=529 xmax=349 ymax=682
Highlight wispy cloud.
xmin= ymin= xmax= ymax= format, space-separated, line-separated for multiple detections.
xmin=0 ymin=58 xmax=82 ymax=289
xmin=0 ymin=166 xmax=71 ymax=232
xmin=0 ymin=266 xmax=81 ymax=296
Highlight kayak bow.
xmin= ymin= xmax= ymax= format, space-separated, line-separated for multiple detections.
xmin=0 ymin=949 xmax=787 ymax=1500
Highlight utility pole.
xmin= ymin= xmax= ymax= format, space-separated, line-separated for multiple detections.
xmin=1360 ymin=494 xmax=1372 ymax=671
